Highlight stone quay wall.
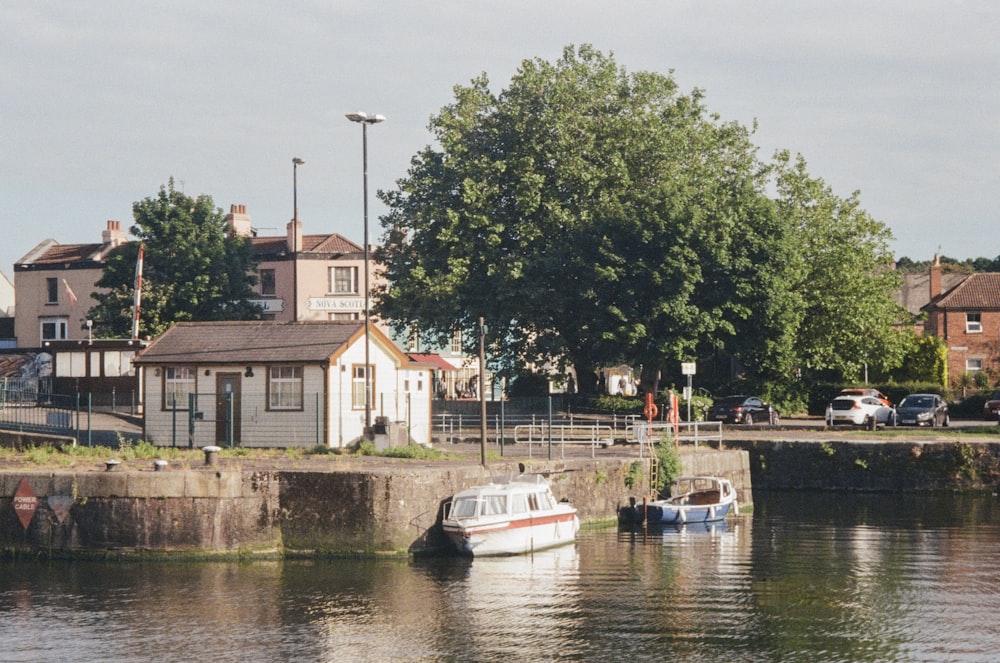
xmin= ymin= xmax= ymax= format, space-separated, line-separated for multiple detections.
xmin=0 ymin=449 xmax=750 ymax=558
xmin=727 ymin=438 xmax=1000 ymax=491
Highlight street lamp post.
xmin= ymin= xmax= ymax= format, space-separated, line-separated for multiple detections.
xmin=346 ymin=111 xmax=385 ymax=435
xmin=292 ymin=157 xmax=304 ymax=321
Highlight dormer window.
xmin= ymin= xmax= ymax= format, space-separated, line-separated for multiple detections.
xmin=966 ymin=312 xmax=982 ymax=333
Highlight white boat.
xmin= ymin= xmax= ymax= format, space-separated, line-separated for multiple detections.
xmin=442 ymin=474 xmax=579 ymax=556
xmin=619 ymin=476 xmax=738 ymax=526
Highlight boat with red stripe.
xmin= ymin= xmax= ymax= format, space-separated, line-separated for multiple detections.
xmin=442 ymin=474 xmax=579 ymax=556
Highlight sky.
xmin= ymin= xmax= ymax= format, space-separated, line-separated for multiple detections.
xmin=2 ymin=1 xmax=998 ymax=278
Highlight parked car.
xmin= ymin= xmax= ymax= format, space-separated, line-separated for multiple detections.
xmin=894 ymin=393 xmax=949 ymax=427
xmin=984 ymin=392 xmax=1000 ymax=421
xmin=838 ymin=388 xmax=892 ymax=407
xmin=826 ymin=395 xmax=894 ymax=430
xmin=708 ymin=395 xmax=779 ymax=425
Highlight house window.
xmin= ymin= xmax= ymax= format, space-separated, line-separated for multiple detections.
xmin=268 ymin=365 xmax=303 ymax=410
xmin=451 ymin=329 xmax=463 ymax=354
xmin=260 ymin=269 xmax=276 ymax=296
xmin=352 ymin=364 xmax=374 ymax=409
xmin=331 ymin=266 xmax=358 ymax=294
xmin=40 ymin=317 xmax=68 ymax=341
xmin=967 ymin=358 xmax=984 ymax=372
xmin=46 ymin=278 xmax=59 ymax=304
xmin=329 ymin=312 xmax=359 ymax=321
xmin=163 ymin=366 xmax=196 ymax=409
xmin=966 ymin=312 xmax=983 ymax=333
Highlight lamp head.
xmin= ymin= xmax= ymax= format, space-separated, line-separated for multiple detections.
xmin=293 ymin=157 xmax=304 ymax=165
xmin=346 ymin=111 xmax=386 ymax=125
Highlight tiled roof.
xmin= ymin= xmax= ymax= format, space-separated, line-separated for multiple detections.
xmin=134 ymin=321 xmax=363 ymax=365
xmin=20 ymin=241 xmax=106 ymax=266
xmin=929 ymin=273 xmax=1000 ymax=310
xmin=302 ymin=234 xmax=362 ymax=254
xmin=895 ymin=272 xmax=966 ymax=315
xmin=250 ymin=233 xmax=362 ymax=257
xmin=407 ymin=353 xmax=457 ymax=371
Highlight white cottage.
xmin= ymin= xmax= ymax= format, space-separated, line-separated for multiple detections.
xmin=133 ymin=321 xmax=432 ymax=448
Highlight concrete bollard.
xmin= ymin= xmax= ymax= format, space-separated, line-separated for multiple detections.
xmin=105 ymin=459 xmax=121 ymax=472
xmin=202 ymin=445 xmax=222 ymax=466
xmin=153 ymin=459 xmax=168 ymax=472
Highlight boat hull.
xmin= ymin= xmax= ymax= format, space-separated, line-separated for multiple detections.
xmin=619 ymin=476 xmax=737 ymax=526
xmin=443 ymin=510 xmax=579 ymax=557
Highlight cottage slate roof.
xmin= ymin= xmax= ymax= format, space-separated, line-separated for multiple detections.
xmin=134 ymin=321 xmax=365 ymax=365
xmin=250 ymin=233 xmax=361 ymax=256
xmin=925 ymin=273 xmax=1000 ymax=311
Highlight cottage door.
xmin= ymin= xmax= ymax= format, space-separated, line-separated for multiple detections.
xmin=215 ymin=373 xmax=242 ymax=444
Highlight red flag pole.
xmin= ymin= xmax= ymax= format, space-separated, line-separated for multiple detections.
xmin=131 ymin=244 xmax=144 ymax=340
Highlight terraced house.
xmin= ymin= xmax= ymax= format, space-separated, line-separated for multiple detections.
xmin=923 ymin=256 xmax=1000 ymax=385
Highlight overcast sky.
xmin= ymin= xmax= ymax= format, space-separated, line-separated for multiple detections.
xmin=3 ymin=1 xmax=998 ymax=278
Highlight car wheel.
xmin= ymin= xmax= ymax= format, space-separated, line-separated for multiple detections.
xmin=744 ymin=413 xmax=754 ymax=425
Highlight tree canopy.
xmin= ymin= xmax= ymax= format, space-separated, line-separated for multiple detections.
xmin=375 ymin=45 xmax=903 ymax=392
xmin=89 ymin=179 xmax=261 ymax=338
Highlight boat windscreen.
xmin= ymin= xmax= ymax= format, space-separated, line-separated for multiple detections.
xmin=452 ymin=497 xmax=479 ymax=518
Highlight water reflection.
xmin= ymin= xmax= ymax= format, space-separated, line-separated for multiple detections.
xmin=2 ymin=492 xmax=1000 ymax=662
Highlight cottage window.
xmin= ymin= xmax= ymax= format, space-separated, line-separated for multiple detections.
xmin=332 ymin=266 xmax=358 ymax=294
xmin=352 ymin=364 xmax=374 ymax=409
xmin=163 ymin=366 xmax=196 ymax=410
xmin=40 ymin=317 xmax=68 ymax=341
xmin=329 ymin=312 xmax=359 ymax=321
xmin=450 ymin=329 xmax=463 ymax=354
xmin=268 ymin=365 xmax=303 ymax=410
xmin=46 ymin=278 xmax=59 ymax=304
xmin=967 ymin=358 xmax=984 ymax=372
xmin=966 ymin=312 xmax=983 ymax=333
xmin=260 ymin=269 xmax=276 ymax=296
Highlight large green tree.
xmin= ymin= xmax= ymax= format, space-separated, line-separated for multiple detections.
xmin=90 ymin=179 xmax=261 ymax=338
xmin=376 ymin=45 xmax=796 ymax=392
xmin=772 ymin=152 xmax=906 ymax=382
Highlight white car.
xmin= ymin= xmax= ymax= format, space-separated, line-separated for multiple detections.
xmin=826 ymin=395 xmax=895 ymax=430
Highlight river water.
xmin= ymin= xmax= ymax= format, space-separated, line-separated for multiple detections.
xmin=2 ymin=490 xmax=999 ymax=662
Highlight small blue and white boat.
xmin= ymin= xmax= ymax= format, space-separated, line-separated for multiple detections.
xmin=619 ymin=476 xmax=737 ymax=526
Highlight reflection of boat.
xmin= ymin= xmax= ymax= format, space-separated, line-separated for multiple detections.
xmin=442 ymin=474 xmax=579 ymax=556
xmin=618 ymin=476 xmax=737 ymax=525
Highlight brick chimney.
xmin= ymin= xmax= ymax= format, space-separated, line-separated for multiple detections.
xmin=225 ymin=204 xmax=253 ymax=237
xmin=101 ymin=220 xmax=127 ymax=247
xmin=929 ymin=253 xmax=942 ymax=300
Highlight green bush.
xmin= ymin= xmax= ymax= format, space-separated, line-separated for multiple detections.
xmin=654 ymin=436 xmax=683 ymax=496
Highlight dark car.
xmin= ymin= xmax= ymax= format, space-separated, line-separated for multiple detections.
xmin=895 ymin=393 xmax=949 ymax=427
xmin=984 ymin=392 xmax=1000 ymax=421
xmin=708 ymin=395 xmax=778 ymax=425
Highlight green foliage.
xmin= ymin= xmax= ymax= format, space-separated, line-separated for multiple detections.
xmin=675 ymin=393 xmax=713 ymax=421
xmin=772 ymin=152 xmax=905 ymax=384
xmin=654 ymin=437 xmax=683 ymax=495
xmin=588 ymin=394 xmax=642 ymax=414
xmin=89 ymin=178 xmax=262 ymax=338
xmin=379 ymin=444 xmax=450 ymax=460
xmin=375 ymin=44 xmax=795 ymax=391
xmin=624 ymin=461 xmax=644 ymax=489
xmin=885 ymin=332 xmax=948 ymax=385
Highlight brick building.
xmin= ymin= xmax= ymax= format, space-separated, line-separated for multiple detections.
xmin=923 ymin=256 xmax=1000 ymax=385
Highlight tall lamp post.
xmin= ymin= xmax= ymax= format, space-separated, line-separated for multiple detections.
xmin=292 ymin=157 xmax=304 ymax=321
xmin=346 ymin=111 xmax=385 ymax=435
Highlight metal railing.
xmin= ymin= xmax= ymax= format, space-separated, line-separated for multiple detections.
xmin=627 ymin=420 xmax=724 ymax=451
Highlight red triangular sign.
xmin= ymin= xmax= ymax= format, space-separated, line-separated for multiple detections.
xmin=13 ymin=478 xmax=38 ymax=530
